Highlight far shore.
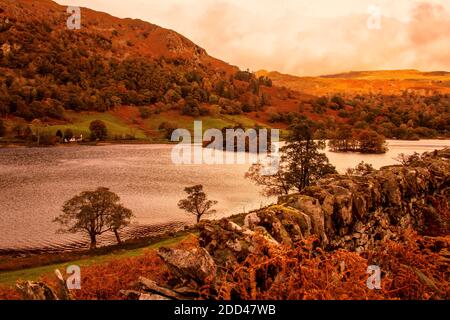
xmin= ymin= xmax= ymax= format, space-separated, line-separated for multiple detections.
xmin=2 ymin=137 xmax=450 ymax=149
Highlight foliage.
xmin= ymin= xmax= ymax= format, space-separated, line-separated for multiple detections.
xmin=346 ymin=161 xmax=375 ymax=176
xmin=89 ymin=120 xmax=108 ymax=141
xmin=329 ymin=126 xmax=387 ymax=154
xmin=247 ymin=121 xmax=336 ymax=195
xmin=281 ymin=121 xmax=337 ymax=192
xmin=215 ymin=231 xmax=450 ymax=300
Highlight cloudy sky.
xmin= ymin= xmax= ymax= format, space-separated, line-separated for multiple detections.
xmin=55 ymin=0 xmax=450 ymax=76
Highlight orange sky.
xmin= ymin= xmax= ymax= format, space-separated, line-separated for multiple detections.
xmin=56 ymin=0 xmax=450 ymax=76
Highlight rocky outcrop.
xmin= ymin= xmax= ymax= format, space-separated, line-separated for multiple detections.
xmin=197 ymin=149 xmax=449 ymax=262
xmin=144 ymin=148 xmax=449 ymax=298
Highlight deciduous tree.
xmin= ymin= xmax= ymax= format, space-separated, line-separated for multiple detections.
xmin=54 ymin=187 xmax=134 ymax=249
xmin=178 ymin=185 xmax=217 ymax=223
xmin=89 ymin=120 xmax=108 ymax=141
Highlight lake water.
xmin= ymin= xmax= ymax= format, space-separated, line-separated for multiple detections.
xmin=0 ymin=140 xmax=449 ymax=252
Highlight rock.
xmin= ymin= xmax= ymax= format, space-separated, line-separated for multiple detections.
xmin=16 ymin=281 xmax=59 ymax=300
xmin=244 ymin=212 xmax=260 ymax=228
xmin=157 ymin=247 xmax=216 ymax=284
xmin=292 ymin=195 xmax=328 ymax=245
xmin=139 ymin=277 xmax=187 ymax=300
xmin=120 ymin=289 xmax=170 ymax=301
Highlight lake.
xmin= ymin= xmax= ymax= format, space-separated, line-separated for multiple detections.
xmin=0 ymin=139 xmax=449 ymax=252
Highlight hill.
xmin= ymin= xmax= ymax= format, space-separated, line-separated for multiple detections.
xmin=0 ymin=0 xmax=279 ymax=140
xmin=0 ymin=0 xmax=448 ymax=143
xmin=257 ymin=69 xmax=450 ymax=96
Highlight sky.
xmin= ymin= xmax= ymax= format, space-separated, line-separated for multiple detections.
xmin=55 ymin=0 xmax=450 ymax=76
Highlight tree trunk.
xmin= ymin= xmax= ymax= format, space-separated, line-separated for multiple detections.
xmin=89 ymin=234 xmax=97 ymax=250
xmin=114 ymin=229 xmax=122 ymax=244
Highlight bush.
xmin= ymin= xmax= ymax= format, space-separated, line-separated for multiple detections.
xmin=89 ymin=120 xmax=108 ymax=141
xmin=158 ymin=121 xmax=178 ymax=140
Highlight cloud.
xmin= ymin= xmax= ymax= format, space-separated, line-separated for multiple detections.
xmin=55 ymin=0 xmax=450 ymax=75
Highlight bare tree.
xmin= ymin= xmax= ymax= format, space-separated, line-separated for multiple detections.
xmin=178 ymin=185 xmax=218 ymax=223
xmin=245 ymin=161 xmax=291 ymax=197
xmin=53 ymin=187 xmax=134 ymax=249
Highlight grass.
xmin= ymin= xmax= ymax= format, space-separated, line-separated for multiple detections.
xmin=2 ymin=106 xmax=277 ymax=145
xmin=0 ymin=234 xmax=190 ymax=286
xmin=47 ymin=112 xmax=148 ymax=140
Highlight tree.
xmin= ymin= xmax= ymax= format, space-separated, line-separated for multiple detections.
xmin=56 ymin=129 xmax=63 ymax=141
xmin=53 ymin=187 xmax=134 ymax=249
xmin=0 ymin=119 xmax=5 ymax=137
xmin=245 ymin=161 xmax=292 ymax=197
xmin=109 ymin=205 xmax=133 ymax=244
xmin=281 ymin=121 xmax=337 ymax=192
xmin=355 ymin=130 xmax=387 ymax=154
xmin=31 ymin=119 xmax=44 ymax=146
xmin=346 ymin=161 xmax=375 ymax=176
xmin=64 ymin=128 xmax=74 ymax=141
xmin=89 ymin=120 xmax=108 ymax=141
xmin=178 ymin=185 xmax=217 ymax=223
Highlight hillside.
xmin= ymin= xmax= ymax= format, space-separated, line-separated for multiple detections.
xmin=0 ymin=0 xmax=278 ymax=140
xmin=0 ymin=0 xmax=236 ymax=73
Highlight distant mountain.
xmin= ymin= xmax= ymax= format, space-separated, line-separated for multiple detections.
xmin=257 ymin=69 xmax=450 ymax=96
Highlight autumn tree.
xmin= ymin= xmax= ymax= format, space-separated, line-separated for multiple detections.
xmin=281 ymin=121 xmax=337 ymax=192
xmin=178 ymin=185 xmax=218 ymax=223
xmin=54 ymin=187 xmax=134 ymax=249
xmin=356 ymin=130 xmax=387 ymax=154
xmin=89 ymin=120 xmax=108 ymax=141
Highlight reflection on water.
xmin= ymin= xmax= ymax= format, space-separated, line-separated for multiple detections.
xmin=0 ymin=140 xmax=448 ymax=251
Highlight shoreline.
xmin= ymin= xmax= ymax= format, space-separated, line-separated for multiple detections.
xmin=1 ymin=136 xmax=450 ymax=149
xmin=0 ymin=212 xmax=248 ymax=279
xmin=0 ymin=221 xmax=189 ymax=257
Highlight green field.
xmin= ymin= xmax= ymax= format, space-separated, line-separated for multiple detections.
xmin=46 ymin=112 xmax=148 ymax=140
xmin=3 ymin=110 xmax=273 ymax=144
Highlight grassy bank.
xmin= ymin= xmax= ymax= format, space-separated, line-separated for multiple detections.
xmin=0 ymin=212 xmax=250 ymax=287
xmin=0 ymin=233 xmax=193 ymax=286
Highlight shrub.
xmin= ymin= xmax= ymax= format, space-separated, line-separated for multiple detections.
xmin=89 ymin=120 xmax=108 ymax=141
